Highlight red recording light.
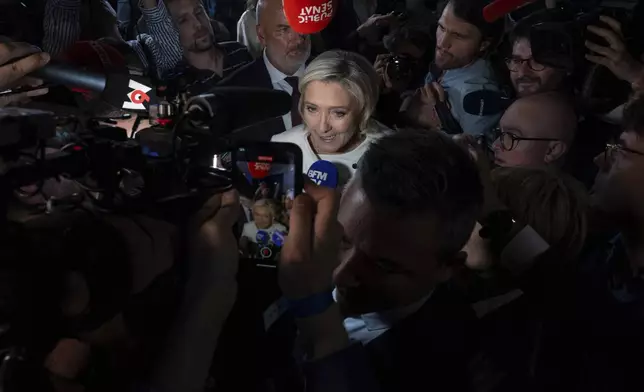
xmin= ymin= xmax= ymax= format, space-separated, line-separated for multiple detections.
xmin=72 ymin=145 xmax=83 ymax=151
xmin=258 ymin=155 xmax=273 ymax=162
xmin=157 ymin=118 xmax=172 ymax=126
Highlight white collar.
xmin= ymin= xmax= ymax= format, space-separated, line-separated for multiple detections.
xmin=262 ymin=49 xmax=305 ymax=84
xmin=335 ymin=289 xmax=433 ymax=332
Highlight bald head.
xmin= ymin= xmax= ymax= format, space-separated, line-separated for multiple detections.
xmin=256 ymin=0 xmax=310 ymax=75
xmin=494 ymin=93 xmax=577 ymax=167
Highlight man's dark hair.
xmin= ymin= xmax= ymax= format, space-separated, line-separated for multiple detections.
xmin=623 ymin=94 xmax=644 ymax=136
xmin=358 ymin=129 xmax=483 ymax=258
xmin=509 ymin=8 xmax=572 ymax=45
xmin=445 ymin=0 xmax=504 ymax=49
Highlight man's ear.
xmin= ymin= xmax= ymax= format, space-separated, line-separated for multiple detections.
xmin=256 ymin=24 xmax=267 ymax=46
xmin=544 ymin=141 xmax=568 ymax=164
xmin=479 ymin=39 xmax=491 ymax=54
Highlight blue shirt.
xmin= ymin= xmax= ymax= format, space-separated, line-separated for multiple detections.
xmin=425 ymin=58 xmax=501 ymax=137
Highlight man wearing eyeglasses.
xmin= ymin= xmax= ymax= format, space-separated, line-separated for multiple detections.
xmin=492 ymin=92 xmax=577 ymax=167
xmin=506 ymin=14 xmax=569 ymax=97
xmin=573 ymin=94 xmax=644 ymax=390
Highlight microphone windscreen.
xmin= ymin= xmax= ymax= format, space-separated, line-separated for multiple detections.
xmin=283 ymin=0 xmax=336 ymax=34
xmin=248 ymin=161 xmax=272 ymax=179
xmin=482 ymin=0 xmax=535 ymax=22
xmin=256 ymin=230 xmax=269 ymax=244
xmin=307 ymin=160 xmax=338 ymax=188
xmin=462 ymin=90 xmax=511 ymax=116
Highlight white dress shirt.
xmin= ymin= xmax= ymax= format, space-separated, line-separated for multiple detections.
xmin=335 ymin=289 xmax=433 ymax=346
xmin=263 ymin=50 xmax=306 ymax=132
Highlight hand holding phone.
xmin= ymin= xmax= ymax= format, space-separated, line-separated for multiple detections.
xmin=585 ymin=15 xmax=643 ymax=84
xmin=232 ymin=142 xmax=303 ymax=267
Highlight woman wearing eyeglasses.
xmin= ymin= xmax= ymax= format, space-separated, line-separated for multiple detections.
xmin=492 ymin=92 xmax=577 ymax=167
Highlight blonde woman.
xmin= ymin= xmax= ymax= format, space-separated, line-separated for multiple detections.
xmin=271 ymin=50 xmax=390 ymax=187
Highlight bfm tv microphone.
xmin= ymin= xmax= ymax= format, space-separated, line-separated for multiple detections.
xmin=284 ymin=0 xmax=336 ymax=34
xmin=31 ymin=62 xmax=157 ymax=113
xmin=307 ymin=160 xmax=338 ymax=188
xmin=462 ymin=90 xmax=512 ymax=116
xmin=482 ymin=0 xmax=537 ymax=22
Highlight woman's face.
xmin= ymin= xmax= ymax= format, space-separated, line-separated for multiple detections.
xmin=302 ymin=81 xmax=359 ymax=154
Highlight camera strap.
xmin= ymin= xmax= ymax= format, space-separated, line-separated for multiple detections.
xmin=429 ymin=63 xmax=464 ymax=134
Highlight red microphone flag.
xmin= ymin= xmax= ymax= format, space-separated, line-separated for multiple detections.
xmin=283 ymin=0 xmax=336 ymax=34
xmin=248 ymin=162 xmax=272 ymax=179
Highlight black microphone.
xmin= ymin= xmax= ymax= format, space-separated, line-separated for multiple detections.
xmin=187 ymin=87 xmax=292 ymax=130
xmin=462 ymin=90 xmax=512 ymax=116
xmin=30 ymin=62 xmax=157 ymax=113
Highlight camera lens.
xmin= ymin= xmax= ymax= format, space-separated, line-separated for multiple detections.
xmin=386 ymin=56 xmax=413 ymax=82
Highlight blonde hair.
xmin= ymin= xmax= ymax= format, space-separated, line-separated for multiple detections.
xmin=299 ymin=50 xmax=380 ymax=133
xmin=252 ymin=199 xmax=274 ymax=217
xmin=492 ymin=166 xmax=588 ymax=262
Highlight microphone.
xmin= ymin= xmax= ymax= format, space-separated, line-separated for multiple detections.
xmin=283 ymin=0 xmax=336 ymax=34
xmin=247 ymin=162 xmax=272 ymax=179
xmin=31 ymin=41 xmax=157 ymax=113
xmin=271 ymin=231 xmax=285 ymax=247
xmin=32 ymin=63 xmax=156 ymax=113
xmin=186 ymin=87 xmax=292 ymax=130
xmin=256 ymin=230 xmax=269 ymax=244
xmin=462 ymin=90 xmax=512 ymax=116
xmin=307 ymin=160 xmax=338 ymax=188
xmin=482 ymin=0 xmax=536 ymax=22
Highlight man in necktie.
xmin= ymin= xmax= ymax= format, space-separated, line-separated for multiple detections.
xmin=285 ymin=76 xmax=302 ymax=127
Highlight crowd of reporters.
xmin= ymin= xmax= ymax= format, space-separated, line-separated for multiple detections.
xmin=3 ymin=0 xmax=644 ymax=390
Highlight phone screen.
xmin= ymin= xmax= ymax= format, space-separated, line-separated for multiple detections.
xmin=233 ymin=143 xmax=303 ymax=267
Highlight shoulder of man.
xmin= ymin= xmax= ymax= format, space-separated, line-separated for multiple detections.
xmin=218 ymin=55 xmax=265 ymax=86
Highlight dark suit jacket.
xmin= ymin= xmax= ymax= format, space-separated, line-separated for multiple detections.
xmin=217 ymin=57 xmax=288 ymax=142
xmin=305 ymin=285 xmax=477 ymax=392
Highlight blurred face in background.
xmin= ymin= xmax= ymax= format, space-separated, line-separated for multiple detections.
xmin=508 ymin=38 xmax=567 ymax=97
xmin=434 ymin=2 xmax=488 ymax=70
xmin=592 ymin=131 xmax=644 ymax=220
xmin=253 ymin=205 xmax=274 ymax=229
xmin=256 ymin=0 xmax=310 ymax=75
xmin=168 ymin=0 xmax=215 ymax=53
xmin=303 ymin=81 xmax=360 ymax=154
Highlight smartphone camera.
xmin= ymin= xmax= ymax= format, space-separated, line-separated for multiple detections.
xmin=233 ymin=142 xmax=303 ymax=267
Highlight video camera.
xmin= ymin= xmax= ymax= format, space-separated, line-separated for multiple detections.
xmin=0 ymin=63 xmax=292 ymax=226
xmin=524 ymin=0 xmax=640 ymax=112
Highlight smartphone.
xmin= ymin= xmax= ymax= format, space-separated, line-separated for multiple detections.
xmin=232 ymin=142 xmax=303 ymax=268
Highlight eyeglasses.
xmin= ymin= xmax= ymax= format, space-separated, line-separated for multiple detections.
xmin=494 ymin=128 xmax=559 ymax=151
xmin=604 ymin=142 xmax=644 ymax=164
xmin=505 ymin=57 xmax=546 ymax=72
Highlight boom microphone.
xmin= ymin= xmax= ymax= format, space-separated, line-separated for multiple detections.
xmin=187 ymin=87 xmax=293 ymax=130
xmin=284 ymin=0 xmax=336 ymax=34
xmin=482 ymin=0 xmax=536 ymax=22
xmin=31 ymin=63 xmax=157 ymax=113
xmin=462 ymin=90 xmax=512 ymax=116
xmin=307 ymin=160 xmax=338 ymax=188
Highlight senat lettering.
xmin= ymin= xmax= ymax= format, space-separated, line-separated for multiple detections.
xmin=123 ymin=80 xmax=152 ymax=111
xmin=254 ymin=162 xmax=271 ymax=171
xmin=298 ymin=1 xmax=333 ymax=23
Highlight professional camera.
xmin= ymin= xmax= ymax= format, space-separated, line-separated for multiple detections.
xmin=524 ymin=0 xmax=641 ymax=112
xmin=386 ymin=55 xmax=416 ymax=83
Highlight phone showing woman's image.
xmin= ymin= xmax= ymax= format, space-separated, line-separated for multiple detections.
xmin=233 ymin=142 xmax=303 ymax=267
